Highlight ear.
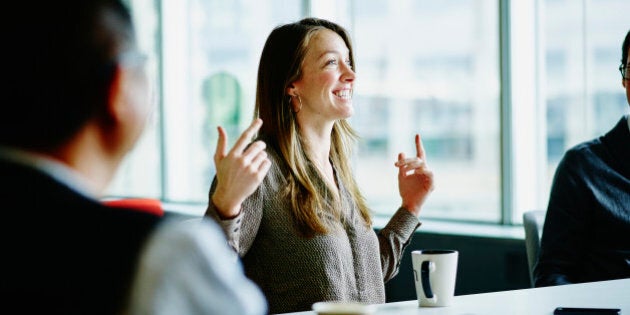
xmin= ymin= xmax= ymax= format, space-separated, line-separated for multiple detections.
xmin=106 ymin=65 xmax=126 ymax=123
xmin=623 ymin=78 xmax=627 ymax=89
xmin=286 ymin=83 xmax=298 ymax=97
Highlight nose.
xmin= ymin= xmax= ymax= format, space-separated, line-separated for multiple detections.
xmin=341 ymin=62 xmax=355 ymax=82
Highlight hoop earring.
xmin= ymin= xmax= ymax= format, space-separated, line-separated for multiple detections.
xmin=292 ymin=95 xmax=302 ymax=113
xmin=296 ymin=95 xmax=303 ymax=113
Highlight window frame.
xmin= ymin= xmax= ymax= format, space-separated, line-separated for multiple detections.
xmin=115 ymin=0 xmax=627 ymax=229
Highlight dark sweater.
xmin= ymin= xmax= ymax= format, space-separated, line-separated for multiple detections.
xmin=534 ymin=115 xmax=630 ymax=287
xmin=0 ymin=160 xmax=163 ymax=315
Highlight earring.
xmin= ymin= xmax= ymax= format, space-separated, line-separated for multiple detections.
xmin=291 ymin=95 xmax=302 ymax=113
xmin=296 ymin=95 xmax=303 ymax=113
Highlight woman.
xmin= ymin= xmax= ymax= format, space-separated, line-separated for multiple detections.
xmin=205 ymin=17 xmax=434 ymax=314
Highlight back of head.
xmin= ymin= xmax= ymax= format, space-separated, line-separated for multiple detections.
xmin=2 ymin=0 xmax=135 ymax=152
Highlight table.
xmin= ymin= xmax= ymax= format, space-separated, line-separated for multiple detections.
xmin=277 ymin=278 xmax=630 ymax=315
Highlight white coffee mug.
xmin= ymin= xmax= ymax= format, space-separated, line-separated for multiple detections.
xmin=411 ymin=249 xmax=458 ymax=307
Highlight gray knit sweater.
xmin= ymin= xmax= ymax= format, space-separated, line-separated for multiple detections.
xmin=205 ymin=147 xmax=421 ymax=314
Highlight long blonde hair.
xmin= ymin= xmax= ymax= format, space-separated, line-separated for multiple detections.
xmin=254 ymin=18 xmax=371 ymax=237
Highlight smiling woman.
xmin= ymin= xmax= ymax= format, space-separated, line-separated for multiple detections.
xmin=287 ymin=28 xmax=356 ymax=194
xmin=204 ymin=17 xmax=434 ymax=314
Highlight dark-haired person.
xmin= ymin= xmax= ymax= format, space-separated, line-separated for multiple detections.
xmin=534 ymin=29 xmax=630 ymax=287
xmin=0 ymin=1 xmax=268 ymax=314
xmin=205 ymin=18 xmax=434 ymax=313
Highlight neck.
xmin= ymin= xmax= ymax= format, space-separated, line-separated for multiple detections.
xmin=298 ymin=120 xmax=334 ymax=167
xmin=47 ymin=124 xmax=124 ymax=195
xmin=297 ymin=119 xmax=340 ymax=195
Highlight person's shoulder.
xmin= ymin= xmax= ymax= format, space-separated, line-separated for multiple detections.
xmin=145 ymin=217 xmax=242 ymax=271
xmin=561 ymin=136 xmax=600 ymax=163
xmin=560 ymin=116 xmax=629 ymax=169
xmin=151 ymin=217 xmax=226 ymax=246
xmin=563 ymin=124 xmax=604 ymax=161
xmin=549 ymin=140 xmax=598 ymax=183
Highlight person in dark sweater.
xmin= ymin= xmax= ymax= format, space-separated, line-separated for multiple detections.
xmin=0 ymin=1 xmax=268 ymax=314
xmin=534 ymin=29 xmax=630 ymax=287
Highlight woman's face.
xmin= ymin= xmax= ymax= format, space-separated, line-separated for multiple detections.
xmin=290 ymin=29 xmax=355 ymax=125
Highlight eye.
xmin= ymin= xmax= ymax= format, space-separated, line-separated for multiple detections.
xmin=325 ymin=59 xmax=338 ymax=66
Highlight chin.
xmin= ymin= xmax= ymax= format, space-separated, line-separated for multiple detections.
xmin=339 ymin=100 xmax=354 ymax=115
xmin=339 ymin=106 xmax=354 ymax=119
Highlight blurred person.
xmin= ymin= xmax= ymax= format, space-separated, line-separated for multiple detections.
xmin=205 ymin=17 xmax=434 ymax=313
xmin=0 ymin=1 xmax=268 ymax=314
xmin=534 ymin=29 xmax=630 ymax=287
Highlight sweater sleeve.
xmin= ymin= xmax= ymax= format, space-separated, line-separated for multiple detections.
xmin=204 ymin=176 xmax=264 ymax=256
xmin=377 ymin=207 xmax=421 ymax=281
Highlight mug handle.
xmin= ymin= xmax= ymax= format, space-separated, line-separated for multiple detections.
xmin=421 ymin=261 xmax=436 ymax=299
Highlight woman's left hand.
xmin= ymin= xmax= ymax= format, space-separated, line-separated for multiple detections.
xmin=395 ymin=134 xmax=435 ymax=216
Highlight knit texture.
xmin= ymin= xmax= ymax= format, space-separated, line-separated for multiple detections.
xmin=206 ymin=147 xmax=420 ymax=314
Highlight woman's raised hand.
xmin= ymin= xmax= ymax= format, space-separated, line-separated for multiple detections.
xmin=211 ymin=118 xmax=271 ymax=219
xmin=395 ymin=134 xmax=435 ymax=216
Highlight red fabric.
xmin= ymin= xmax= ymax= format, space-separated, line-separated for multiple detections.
xmin=103 ymin=198 xmax=164 ymax=217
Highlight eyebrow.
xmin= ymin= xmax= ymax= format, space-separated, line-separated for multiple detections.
xmin=317 ymin=50 xmax=349 ymax=60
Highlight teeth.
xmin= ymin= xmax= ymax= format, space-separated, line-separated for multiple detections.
xmin=334 ymin=90 xmax=352 ymax=99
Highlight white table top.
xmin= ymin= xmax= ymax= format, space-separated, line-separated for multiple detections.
xmin=277 ymin=278 xmax=630 ymax=315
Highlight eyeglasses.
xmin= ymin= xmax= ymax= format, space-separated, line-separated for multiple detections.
xmin=620 ymin=64 xmax=629 ymax=80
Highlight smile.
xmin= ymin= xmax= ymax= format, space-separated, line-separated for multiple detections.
xmin=333 ymin=89 xmax=352 ymax=100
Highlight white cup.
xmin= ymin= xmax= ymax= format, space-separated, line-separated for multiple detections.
xmin=411 ymin=249 xmax=458 ymax=307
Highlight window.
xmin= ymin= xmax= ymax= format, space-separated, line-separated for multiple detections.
xmin=108 ymin=0 xmax=630 ymax=224
xmin=350 ymin=0 xmax=500 ymax=222
xmin=541 ymin=0 xmax=629 ymax=201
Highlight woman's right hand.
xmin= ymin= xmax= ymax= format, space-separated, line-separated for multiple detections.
xmin=395 ymin=134 xmax=435 ymax=217
xmin=211 ymin=118 xmax=271 ymax=219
